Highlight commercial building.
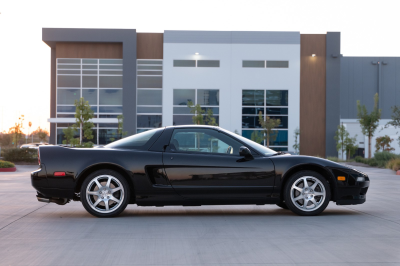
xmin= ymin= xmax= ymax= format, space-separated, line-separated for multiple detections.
xmin=42 ymin=28 xmax=400 ymax=157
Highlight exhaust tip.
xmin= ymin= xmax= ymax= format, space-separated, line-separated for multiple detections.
xmin=37 ymin=196 xmax=50 ymax=203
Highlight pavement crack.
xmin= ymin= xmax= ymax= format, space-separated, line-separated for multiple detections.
xmin=344 ymin=206 xmax=400 ymax=226
xmin=0 ymin=203 xmax=48 ymax=232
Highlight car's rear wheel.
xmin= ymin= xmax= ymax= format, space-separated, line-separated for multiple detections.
xmin=284 ymin=170 xmax=330 ymax=216
xmin=81 ymin=169 xmax=130 ymax=218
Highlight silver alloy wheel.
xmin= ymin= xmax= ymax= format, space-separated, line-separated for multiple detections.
xmin=86 ymin=175 xmax=125 ymax=214
xmin=290 ymin=176 xmax=326 ymax=212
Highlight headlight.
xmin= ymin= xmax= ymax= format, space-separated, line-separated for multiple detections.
xmin=356 ymin=176 xmax=365 ymax=182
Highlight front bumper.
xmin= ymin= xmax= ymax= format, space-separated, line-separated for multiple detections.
xmin=328 ymin=167 xmax=370 ymax=205
xmin=336 ymin=180 xmax=370 ymax=205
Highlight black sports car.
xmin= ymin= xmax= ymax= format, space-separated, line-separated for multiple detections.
xmin=31 ymin=126 xmax=370 ymax=217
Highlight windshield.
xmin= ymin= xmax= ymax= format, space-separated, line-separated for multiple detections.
xmin=220 ymin=128 xmax=278 ymax=156
xmin=105 ymin=128 xmax=161 ymax=149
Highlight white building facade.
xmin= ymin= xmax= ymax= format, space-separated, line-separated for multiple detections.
xmin=162 ymin=31 xmax=300 ymax=151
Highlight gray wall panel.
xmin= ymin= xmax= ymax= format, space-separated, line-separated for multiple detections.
xmin=340 ymin=57 xmax=349 ymax=118
xmin=164 ymin=30 xmax=300 ymax=44
xmin=50 ymin=47 xmax=56 ymax=144
xmin=396 ymin=59 xmax=400 ymax=110
xmin=231 ymin=31 xmax=300 ymax=44
xmin=340 ymin=56 xmax=399 ymax=119
xmin=381 ymin=58 xmax=396 ymax=117
xmin=325 ymin=32 xmax=341 ymax=157
xmin=164 ymin=31 xmax=232 ymax=43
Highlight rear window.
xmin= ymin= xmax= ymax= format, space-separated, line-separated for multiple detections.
xmin=105 ymin=128 xmax=163 ymax=150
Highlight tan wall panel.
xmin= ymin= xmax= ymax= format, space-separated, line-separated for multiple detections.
xmin=56 ymin=42 xmax=123 ymax=58
xmin=137 ymin=33 xmax=163 ymax=59
xmin=300 ymin=34 xmax=327 ymax=156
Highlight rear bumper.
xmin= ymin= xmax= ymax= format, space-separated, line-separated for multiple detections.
xmin=31 ymin=165 xmax=48 ymax=191
xmin=31 ymin=165 xmax=74 ymax=199
xmin=336 ymin=180 xmax=370 ymax=205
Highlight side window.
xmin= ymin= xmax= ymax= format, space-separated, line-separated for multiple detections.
xmin=169 ymin=128 xmax=242 ymax=155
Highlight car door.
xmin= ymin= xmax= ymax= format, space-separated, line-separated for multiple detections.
xmin=162 ymin=127 xmax=275 ymax=201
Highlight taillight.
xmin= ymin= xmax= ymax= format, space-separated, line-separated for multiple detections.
xmin=38 ymin=148 xmax=41 ymax=165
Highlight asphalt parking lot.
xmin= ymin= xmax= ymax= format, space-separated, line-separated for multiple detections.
xmin=1 ymin=165 xmax=400 ymax=266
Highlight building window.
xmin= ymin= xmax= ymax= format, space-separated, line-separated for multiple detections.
xmin=242 ymin=60 xmax=265 ymax=68
xmin=242 ymin=60 xmax=289 ymax=68
xmin=197 ymin=60 xmax=220 ymax=68
xmin=173 ymin=60 xmax=220 ymax=68
xmin=173 ymin=60 xmax=196 ymax=67
xmin=241 ymin=89 xmax=289 ymax=151
xmin=266 ymin=61 xmax=289 ymax=68
xmin=137 ymin=59 xmax=163 ymax=133
xmin=173 ymin=89 xmax=219 ymax=126
xmin=56 ymin=58 xmax=123 ymax=145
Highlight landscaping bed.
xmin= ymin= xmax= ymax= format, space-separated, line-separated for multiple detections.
xmin=0 ymin=160 xmax=16 ymax=172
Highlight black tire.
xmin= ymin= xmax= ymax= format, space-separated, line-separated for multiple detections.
xmin=284 ymin=170 xmax=331 ymax=216
xmin=81 ymin=169 xmax=130 ymax=218
xmin=276 ymin=201 xmax=289 ymax=210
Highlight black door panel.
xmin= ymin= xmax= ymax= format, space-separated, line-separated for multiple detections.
xmin=163 ymin=152 xmax=275 ymax=199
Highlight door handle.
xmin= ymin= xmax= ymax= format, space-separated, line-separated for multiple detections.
xmin=171 ymin=157 xmax=173 ymax=160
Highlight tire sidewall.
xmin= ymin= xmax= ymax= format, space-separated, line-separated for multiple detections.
xmin=80 ymin=169 xmax=130 ymax=218
xmin=284 ymin=170 xmax=331 ymax=216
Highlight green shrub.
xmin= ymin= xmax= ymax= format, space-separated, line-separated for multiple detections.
xmin=355 ymin=156 xmax=363 ymax=163
xmin=386 ymin=158 xmax=400 ymax=171
xmin=3 ymin=148 xmax=37 ymax=162
xmin=327 ymin=156 xmax=339 ymax=162
xmin=326 ymin=157 xmax=348 ymax=163
xmin=0 ymin=160 xmax=15 ymax=168
xmin=374 ymin=151 xmax=397 ymax=161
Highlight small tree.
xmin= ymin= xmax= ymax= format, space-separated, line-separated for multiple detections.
xmin=251 ymin=131 xmax=264 ymax=144
xmin=386 ymin=105 xmax=400 ymax=147
xmin=62 ymin=127 xmax=79 ymax=146
xmin=344 ymin=134 xmax=358 ymax=160
xmin=258 ymin=111 xmax=281 ymax=148
xmin=0 ymin=132 xmax=13 ymax=147
xmin=187 ymin=101 xmax=205 ymax=125
xmin=110 ymin=115 xmax=127 ymax=142
xmin=187 ymin=101 xmax=218 ymax=126
xmin=9 ymin=115 xmax=24 ymax=147
xmin=117 ymin=115 xmax=128 ymax=138
xmin=32 ymin=126 xmax=49 ymax=142
xmin=204 ymin=108 xmax=218 ymax=126
xmin=293 ymin=127 xmax=300 ymax=154
xmin=357 ymin=93 xmax=381 ymax=158
xmin=74 ymin=98 xmax=94 ymax=145
xmin=334 ymin=124 xmax=349 ymax=160
xmin=375 ymin=135 xmax=394 ymax=152
xmin=28 ymin=121 xmax=32 ymax=143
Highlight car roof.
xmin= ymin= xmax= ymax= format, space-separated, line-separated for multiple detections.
xmin=165 ymin=125 xmax=220 ymax=130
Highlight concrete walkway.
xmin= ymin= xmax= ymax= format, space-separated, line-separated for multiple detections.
xmin=0 ymin=164 xmax=399 ymax=266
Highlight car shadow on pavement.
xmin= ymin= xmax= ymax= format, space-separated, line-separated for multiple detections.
xmin=40 ymin=204 xmax=361 ymax=219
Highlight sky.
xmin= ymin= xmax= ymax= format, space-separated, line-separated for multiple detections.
xmin=1 ymin=0 xmax=399 ymax=134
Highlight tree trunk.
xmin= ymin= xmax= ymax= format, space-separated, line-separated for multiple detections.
xmin=368 ymin=135 xmax=371 ymax=159
xmin=266 ymin=133 xmax=269 ymax=147
xmin=80 ymin=122 xmax=83 ymax=145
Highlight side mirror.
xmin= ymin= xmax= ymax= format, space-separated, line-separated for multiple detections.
xmin=239 ymin=146 xmax=253 ymax=160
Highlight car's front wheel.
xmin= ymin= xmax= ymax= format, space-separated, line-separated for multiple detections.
xmin=81 ymin=169 xmax=130 ymax=218
xmin=284 ymin=170 xmax=331 ymax=216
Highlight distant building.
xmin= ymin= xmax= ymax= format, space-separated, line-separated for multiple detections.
xmin=42 ymin=28 xmax=400 ymax=157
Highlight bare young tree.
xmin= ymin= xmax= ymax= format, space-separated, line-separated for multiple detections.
xmin=357 ymin=93 xmax=381 ymax=158
xmin=258 ymin=111 xmax=281 ymax=148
